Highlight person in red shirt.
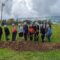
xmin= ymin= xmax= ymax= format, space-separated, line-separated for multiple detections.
xmin=29 ymin=24 xmax=34 ymax=41
xmin=12 ymin=24 xmax=17 ymax=41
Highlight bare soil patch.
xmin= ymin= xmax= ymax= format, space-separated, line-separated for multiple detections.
xmin=0 ymin=41 xmax=60 ymax=51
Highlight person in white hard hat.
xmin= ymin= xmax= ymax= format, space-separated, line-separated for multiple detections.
xmin=18 ymin=23 xmax=23 ymax=40
xmin=33 ymin=22 xmax=39 ymax=42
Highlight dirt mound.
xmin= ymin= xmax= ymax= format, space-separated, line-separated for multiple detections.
xmin=0 ymin=41 xmax=60 ymax=51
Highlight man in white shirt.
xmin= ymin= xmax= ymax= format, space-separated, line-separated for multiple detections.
xmin=18 ymin=24 xmax=23 ymax=40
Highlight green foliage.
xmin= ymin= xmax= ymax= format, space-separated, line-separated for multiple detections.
xmin=51 ymin=24 xmax=60 ymax=42
xmin=0 ymin=49 xmax=60 ymax=60
xmin=0 ymin=24 xmax=60 ymax=60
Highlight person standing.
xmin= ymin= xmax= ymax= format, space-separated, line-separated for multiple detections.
xmin=4 ymin=25 xmax=10 ymax=41
xmin=46 ymin=24 xmax=52 ymax=42
xmin=33 ymin=22 xmax=39 ymax=41
xmin=12 ymin=24 xmax=17 ymax=41
xmin=23 ymin=22 xmax=28 ymax=41
xmin=35 ymin=22 xmax=39 ymax=41
xmin=40 ymin=23 xmax=46 ymax=42
xmin=0 ymin=25 xmax=3 ymax=41
xmin=18 ymin=24 xmax=23 ymax=40
xmin=29 ymin=24 xmax=34 ymax=41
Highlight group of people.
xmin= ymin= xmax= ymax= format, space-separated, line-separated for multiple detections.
xmin=0 ymin=22 xmax=52 ymax=42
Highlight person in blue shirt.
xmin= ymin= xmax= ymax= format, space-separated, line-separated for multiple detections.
xmin=23 ymin=22 xmax=28 ymax=41
xmin=46 ymin=24 xmax=52 ymax=42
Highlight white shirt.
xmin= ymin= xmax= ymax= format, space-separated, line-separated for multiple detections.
xmin=18 ymin=26 xmax=23 ymax=33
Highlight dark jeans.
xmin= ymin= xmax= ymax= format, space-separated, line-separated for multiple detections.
xmin=41 ymin=34 xmax=45 ymax=42
xmin=5 ymin=34 xmax=9 ymax=41
xmin=29 ymin=33 xmax=33 ymax=41
xmin=19 ymin=32 xmax=23 ymax=37
xmin=34 ymin=33 xmax=39 ymax=41
xmin=12 ymin=32 xmax=17 ymax=41
xmin=24 ymin=33 xmax=28 ymax=41
xmin=47 ymin=35 xmax=51 ymax=42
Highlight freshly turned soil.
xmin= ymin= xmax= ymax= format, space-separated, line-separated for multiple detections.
xmin=0 ymin=41 xmax=60 ymax=51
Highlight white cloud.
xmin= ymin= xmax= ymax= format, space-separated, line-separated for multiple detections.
xmin=11 ymin=0 xmax=39 ymax=18
xmin=0 ymin=0 xmax=60 ymax=19
xmin=50 ymin=0 xmax=60 ymax=16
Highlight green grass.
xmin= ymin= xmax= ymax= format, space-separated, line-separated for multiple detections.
xmin=0 ymin=48 xmax=60 ymax=60
xmin=1 ymin=24 xmax=60 ymax=42
xmin=51 ymin=24 xmax=60 ymax=42
xmin=0 ymin=24 xmax=60 ymax=60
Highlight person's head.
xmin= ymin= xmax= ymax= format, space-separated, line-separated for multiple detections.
xmin=24 ymin=22 xmax=27 ymax=25
xmin=4 ymin=25 xmax=7 ymax=27
xmin=12 ymin=23 xmax=15 ymax=27
xmin=46 ymin=24 xmax=49 ymax=28
xmin=35 ymin=22 xmax=39 ymax=25
xmin=30 ymin=23 xmax=33 ymax=26
xmin=40 ymin=23 xmax=43 ymax=27
xmin=18 ymin=24 xmax=21 ymax=27
xmin=42 ymin=23 xmax=45 ymax=28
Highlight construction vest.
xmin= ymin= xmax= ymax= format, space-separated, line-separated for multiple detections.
xmin=12 ymin=26 xmax=17 ymax=32
xmin=29 ymin=26 xmax=34 ymax=33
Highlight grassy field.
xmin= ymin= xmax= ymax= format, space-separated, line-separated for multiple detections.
xmin=0 ymin=48 xmax=60 ymax=60
xmin=51 ymin=24 xmax=60 ymax=42
xmin=0 ymin=24 xmax=60 ymax=60
xmin=1 ymin=24 xmax=60 ymax=42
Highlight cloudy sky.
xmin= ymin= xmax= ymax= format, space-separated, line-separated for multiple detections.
xmin=0 ymin=0 xmax=60 ymax=19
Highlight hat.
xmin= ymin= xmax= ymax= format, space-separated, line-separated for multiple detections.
xmin=24 ymin=22 xmax=27 ymax=25
xmin=46 ymin=24 xmax=49 ymax=28
xmin=40 ymin=24 xmax=43 ymax=27
xmin=35 ymin=22 xmax=39 ymax=25
xmin=30 ymin=23 xmax=32 ymax=26
xmin=12 ymin=24 xmax=15 ymax=26
xmin=18 ymin=24 xmax=21 ymax=26
xmin=4 ymin=25 xmax=7 ymax=27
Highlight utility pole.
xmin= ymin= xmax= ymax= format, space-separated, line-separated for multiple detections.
xmin=1 ymin=3 xmax=5 ymax=24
